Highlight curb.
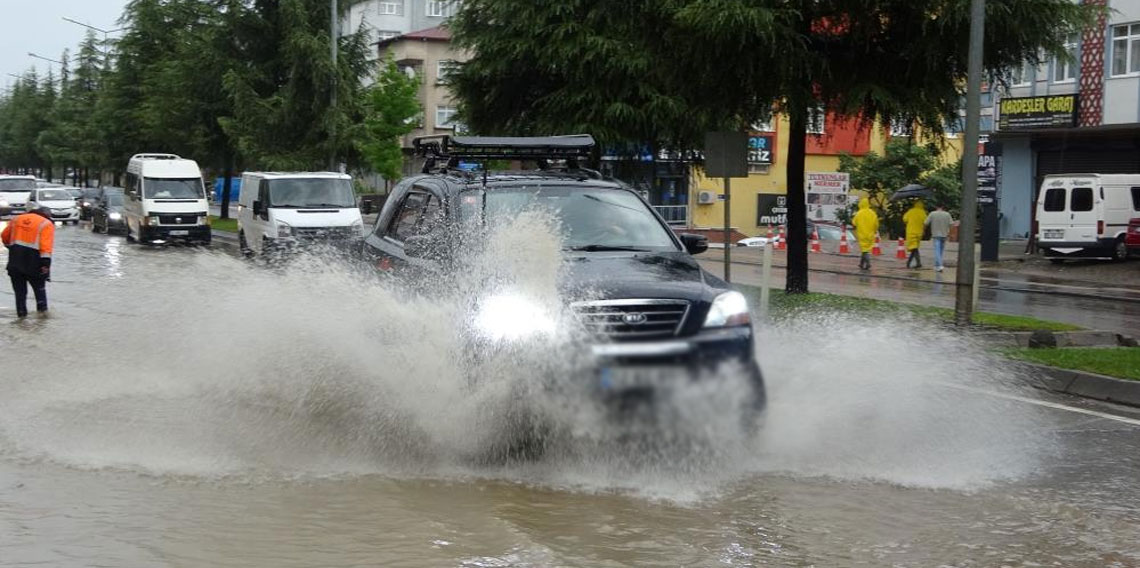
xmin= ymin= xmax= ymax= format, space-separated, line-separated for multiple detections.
xmin=976 ymin=330 xmax=1136 ymax=348
xmin=1018 ymin=361 xmax=1140 ymax=408
xmin=211 ymin=229 xmax=238 ymax=246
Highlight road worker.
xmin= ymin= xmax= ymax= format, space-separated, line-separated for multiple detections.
xmin=1 ymin=206 xmax=55 ymax=318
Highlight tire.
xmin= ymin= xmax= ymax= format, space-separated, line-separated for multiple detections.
xmin=1113 ymin=239 xmax=1128 ymax=262
xmin=238 ymin=231 xmax=253 ymax=257
xmin=90 ymin=218 xmax=99 ymax=232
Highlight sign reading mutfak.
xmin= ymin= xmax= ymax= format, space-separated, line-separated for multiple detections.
xmin=997 ymin=94 xmax=1079 ymax=130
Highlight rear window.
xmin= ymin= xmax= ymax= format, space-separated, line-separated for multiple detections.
xmin=1070 ymin=188 xmax=1093 ymax=212
xmin=1132 ymin=187 xmax=1140 ymax=211
xmin=1043 ymin=187 xmax=1066 ymax=212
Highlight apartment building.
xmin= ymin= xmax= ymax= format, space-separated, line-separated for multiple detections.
xmin=343 ymin=0 xmax=460 ymax=46
xmin=992 ymin=0 xmax=1140 ymax=238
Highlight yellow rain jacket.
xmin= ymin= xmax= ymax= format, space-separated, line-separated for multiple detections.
xmin=851 ymin=198 xmax=879 ymax=253
xmin=902 ymin=200 xmax=928 ymax=251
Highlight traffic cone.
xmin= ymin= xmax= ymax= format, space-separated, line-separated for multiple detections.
xmin=777 ymin=226 xmax=787 ymax=250
xmin=872 ymin=234 xmax=882 ymax=256
xmin=839 ymin=225 xmax=850 ymax=254
xmin=895 ymin=237 xmax=907 ymax=259
xmin=810 ymin=228 xmax=822 ymax=253
xmin=766 ymin=224 xmax=774 ymax=241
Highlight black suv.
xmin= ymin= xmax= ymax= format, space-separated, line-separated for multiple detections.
xmin=360 ymin=136 xmax=765 ymax=420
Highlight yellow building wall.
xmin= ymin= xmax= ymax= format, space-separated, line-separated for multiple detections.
xmin=690 ymin=116 xmax=889 ymax=237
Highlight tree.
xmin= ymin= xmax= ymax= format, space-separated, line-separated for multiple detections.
xmin=221 ymin=0 xmax=372 ymax=171
xmin=450 ymin=0 xmax=1098 ymax=293
xmin=359 ymin=56 xmax=421 ymax=184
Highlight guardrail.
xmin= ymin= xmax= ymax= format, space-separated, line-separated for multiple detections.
xmin=653 ymin=205 xmax=688 ymax=225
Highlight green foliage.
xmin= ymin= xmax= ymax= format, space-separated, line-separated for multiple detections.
xmin=839 ymin=139 xmax=961 ymax=237
xmin=360 ymin=56 xmax=421 ymax=183
xmin=1003 ymin=347 xmax=1140 ymax=380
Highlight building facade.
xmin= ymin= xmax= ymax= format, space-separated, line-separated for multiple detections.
xmin=993 ymin=0 xmax=1140 ymax=239
xmin=343 ymin=0 xmax=460 ymax=47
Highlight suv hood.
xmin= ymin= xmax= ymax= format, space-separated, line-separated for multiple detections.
xmin=562 ymin=251 xmax=724 ymax=302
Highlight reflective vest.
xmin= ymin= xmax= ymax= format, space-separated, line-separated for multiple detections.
xmin=2 ymin=212 xmax=54 ymax=277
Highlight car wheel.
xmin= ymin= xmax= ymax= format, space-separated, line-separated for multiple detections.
xmin=1113 ymin=239 xmax=1128 ymax=262
xmin=238 ymin=231 xmax=253 ymax=257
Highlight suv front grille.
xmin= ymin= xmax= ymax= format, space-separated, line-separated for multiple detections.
xmin=572 ymin=299 xmax=690 ymax=341
xmin=157 ymin=213 xmax=203 ymax=225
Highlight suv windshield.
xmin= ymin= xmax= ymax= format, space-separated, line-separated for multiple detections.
xmin=478 ymin=186 xmax=679 ymax=251
xmin=36 ymin=189 xmax=74 ymax=201
xmin=0 ymin=179 xmax=35 ymax=192
xmin=268 ymin=178 xmax=355 ymax=208
xmin=144 ymin=178 xmax=204 ymax=199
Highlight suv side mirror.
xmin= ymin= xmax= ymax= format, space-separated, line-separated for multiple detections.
xmin=680 ymin=233 xmax=708 ymax=255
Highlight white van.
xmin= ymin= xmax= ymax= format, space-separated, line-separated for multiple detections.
xmin=123 ymin=154 xmax=211 ymax=244
xmin=1036 ymin=173 xmax=1140 ymax=261
xmin=0 ymin=175 xmax=37 ymax=217
xmin=237 ymin=172 xmax=362 ymax=255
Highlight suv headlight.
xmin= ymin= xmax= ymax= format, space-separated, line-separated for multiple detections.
xmin=145 ymin=215 xmax=161 ymax=226
xmin=199 ymin=215 xmax=211 ymax=226
xmin=276 ymin=221 xmax=293 ymax=238
xmin=702 ymin=291 xmax=751 ymax=328
xmin=473 ymin=293 xmax=556 ymax=342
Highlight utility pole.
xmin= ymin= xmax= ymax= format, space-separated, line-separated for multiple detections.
xmin=954 ymin=0 xmax=985 ymax=326
xmin=329 ymin=0 xmax=338 ymax=171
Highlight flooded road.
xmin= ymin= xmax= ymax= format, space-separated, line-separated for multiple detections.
xmin=2 ymin=225 xmax=1139 ymax=567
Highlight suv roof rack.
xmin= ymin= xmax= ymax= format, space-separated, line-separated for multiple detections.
xmin=414 ymin=135 xmax=599 ymax=177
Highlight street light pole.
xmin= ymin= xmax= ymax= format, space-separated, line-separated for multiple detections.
xmin=954 ymin=0 xmax=986 ymax=326
xmin=329 ymin=0 xmax=338 ymax=171
xmin=61 ymin=17 xmax=123 ymax=62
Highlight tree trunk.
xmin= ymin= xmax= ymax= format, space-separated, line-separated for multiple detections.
xmin=220 ymin=151 xmax=235 ymax=220
xmin=785 ymin=107 xmax=809 ymax=294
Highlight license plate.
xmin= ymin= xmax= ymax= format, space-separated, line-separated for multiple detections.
xmin=599 ymin=366 xmax=674 ymax=390
xmin=169 ymin=230 xmax=189 ymax=236
xmin=1043 ymin=230 xmax=1064 ymax=239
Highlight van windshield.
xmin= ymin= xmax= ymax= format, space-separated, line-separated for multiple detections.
xmin=268 ymin=178 xmax=355 ymax=208
xmin=0 ymin=179 xmax=35 ymax=192
xmin=145 ymin=178 xmax=204 ymax=199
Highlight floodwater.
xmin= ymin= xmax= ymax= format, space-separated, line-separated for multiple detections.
xmin=1 ymin=225 xmax=1139 ymax=567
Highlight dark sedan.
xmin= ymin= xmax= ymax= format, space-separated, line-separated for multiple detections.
xmin=90 ymin=188 xmax=127 ymax=235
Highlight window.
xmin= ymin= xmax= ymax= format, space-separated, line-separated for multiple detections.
xmin=1070 ymin=187 xmax=1093 ymax=212
xmin=426 ymin=1 xmax=454 ymax=18
xmin=889 ymin=117 xmax=912 ymax=137
xmin=387 ymin=192 xmax=430 ymax=241
xmin=1053 ymin=34 xmax=1078 ymax=83
xmin=376 ymin=30 xmax=401 ymax=41
xmin=435 ymin=105 xmax=458 ymax=129
xmin=1131 ymin=187 xmax=1140 ymax=211
xmin=1043 ymin=187 xmax=1066 ymax=212
xmin=944 ymin=117 xmax=963 ymax=138
xmin=436 ymin=60 xmax=459 ymax=83
xmin=377 ymin=1 xmax=402 ymax=15
xmin=806 ymin=106 xmax=825 ymax=135
xmin=750 ymin=119 xmax=775 ymax=132
xmin=1009 ymin=61 xmax=1034 ymax=86
xmin=979 ymin=115 xmax=994 ymax=133
xmin=1112 ymin=24 xmax=1140 ymax=77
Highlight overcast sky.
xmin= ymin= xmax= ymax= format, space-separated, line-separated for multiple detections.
xmin=1 ymin=0 xmax=130 ymax=90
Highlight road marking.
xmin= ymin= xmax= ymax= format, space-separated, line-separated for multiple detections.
xmin=941 ymin=383 xmax=1140 ymax=427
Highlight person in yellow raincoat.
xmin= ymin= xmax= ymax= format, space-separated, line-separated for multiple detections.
xmin=902 ymin=200 xmax=928 ymax=269
xmin=852 ymin=197 xmax=879 ymax=270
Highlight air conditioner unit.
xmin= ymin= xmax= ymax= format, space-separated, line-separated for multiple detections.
xmin=697 ymin=190 xmax=716 ymax=204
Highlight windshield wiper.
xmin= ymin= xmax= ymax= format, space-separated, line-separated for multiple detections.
xmin=301 ymin=203 xmax=350 ymax=208
xmin=566 ymin=245 xmax=651 ymax=252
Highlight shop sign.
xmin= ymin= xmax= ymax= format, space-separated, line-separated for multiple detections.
xmin=997 ymin=94 xmax=1079 ymax=130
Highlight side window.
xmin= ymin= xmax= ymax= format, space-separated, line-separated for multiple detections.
xmin=387 ymin=192 xmax=429 ymax=242
xmin=1131 ymin=187 xmax=1140 ymax=211
xmin=1070 ymin=187 xmax=1093 ymax=212
xmin=258 ymin=180 xmax=270 ymax=204
xmin=125 ymin=173 xmax=138 ymax=198
xmin=1043 ymin=187 xmax=1067 ymax=212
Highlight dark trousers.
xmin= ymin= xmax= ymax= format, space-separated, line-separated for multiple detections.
xmin=10 ymin=274 xmax=48 ymax=317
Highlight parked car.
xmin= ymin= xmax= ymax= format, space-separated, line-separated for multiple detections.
xmin=360 ymin=135 xmax=766 ymax=444
xmin=1036 ymin=173 xmax=1140 ymax=261
xmin=90 ymin=187 xmax=127 ymax=235
xmin=26 ymin=187 xmax=80 ymax=224
xmin=1126 ymin=218 xmax=1140 ymax=255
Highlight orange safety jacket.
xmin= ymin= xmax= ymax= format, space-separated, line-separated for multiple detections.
xmin=2 ymin=211 xmax=54 ymax=278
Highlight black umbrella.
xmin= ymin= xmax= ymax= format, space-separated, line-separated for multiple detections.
xmin=890 ymin=183 xmax=931 ymax=201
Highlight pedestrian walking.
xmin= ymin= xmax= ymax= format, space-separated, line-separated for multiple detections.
xmin=902 ymin=200 xmax=928 ymax=269
xmin=1 ymin=207 xmax=55 ymax=318
xmin=852 ymin=198 xmax=879 ymax=270
xmin=924 ymin=204 xmax=954 ymax=272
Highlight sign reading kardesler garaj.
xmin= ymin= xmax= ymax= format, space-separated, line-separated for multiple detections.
xmin=997 ymin=94 xmax=1079 ymax=130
